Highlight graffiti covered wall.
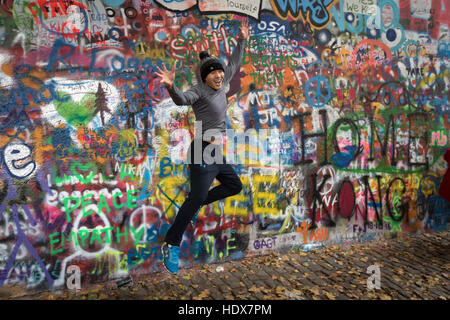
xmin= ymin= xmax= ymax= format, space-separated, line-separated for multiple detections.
xmin=0 ymin=0 xmax=449 ymax=292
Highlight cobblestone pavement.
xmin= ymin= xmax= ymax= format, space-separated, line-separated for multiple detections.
xmin=5 ymin=231 xmax=450 ymax=300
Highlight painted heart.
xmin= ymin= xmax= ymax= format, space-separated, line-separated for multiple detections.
xmin=70 ymin=161 xmax=96 ymax=184
xmin=53 ymin=92 xmax=97 ymax=129
xmin=41 ymin=79 xmax=119 ymax=131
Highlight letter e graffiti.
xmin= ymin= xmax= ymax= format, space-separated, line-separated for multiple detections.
xmin=66 ymin=265 xmax=81 ymax=291
xmin=3 ymin=143 xmax=36 ymax=179
xmin=366 ymin=264 xmax=381 ymax=290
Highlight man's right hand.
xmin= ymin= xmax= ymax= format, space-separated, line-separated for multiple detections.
xmin=155 ymin=63 xmax=176 ymax=89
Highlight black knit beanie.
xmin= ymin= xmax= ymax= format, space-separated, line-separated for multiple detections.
xmin=199 ymin=51 xmax=224 ymax=83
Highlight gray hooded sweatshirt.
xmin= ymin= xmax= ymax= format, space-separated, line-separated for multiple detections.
xmin=166 ymin=38 xmax=247 ymax=138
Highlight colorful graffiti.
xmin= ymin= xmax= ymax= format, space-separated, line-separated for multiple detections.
xmin=0 ymin=0 xmax=448 ymax=293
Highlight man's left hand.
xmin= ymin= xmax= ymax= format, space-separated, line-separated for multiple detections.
xmin=239 ymin=18 xmax=249 ymax=40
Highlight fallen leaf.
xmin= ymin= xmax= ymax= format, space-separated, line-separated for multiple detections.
xmin=248 ymin=286 xmax=259 ymax=293
xmin=196 ymin=289 xmax=210 ymax=300
xmin=299 ymin=252 xmax=308 ymax=256
xmin=380 ymin=294 xmax=392 ymax=300
xmin=310 ymin=286 xmax=321 ymax=296
xmin=275 ymin=286 xmax=285 ymax=294
xmin=366 ymin=292 xmax=377 ymax=299
xmin=333 ymin=285 xmax=344 ymax=292
xmin=324 ymin=291 xmax=336 ymax=300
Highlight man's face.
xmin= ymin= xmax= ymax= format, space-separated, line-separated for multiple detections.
xmin=204 ymin=69 xmax=225 ymax=90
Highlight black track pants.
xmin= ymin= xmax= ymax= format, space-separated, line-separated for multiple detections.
xmin=164 ymin=140 xmax=242 ymax=246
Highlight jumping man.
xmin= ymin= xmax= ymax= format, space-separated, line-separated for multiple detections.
xmin=155 ymin=19 xmax=249 ymax=274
